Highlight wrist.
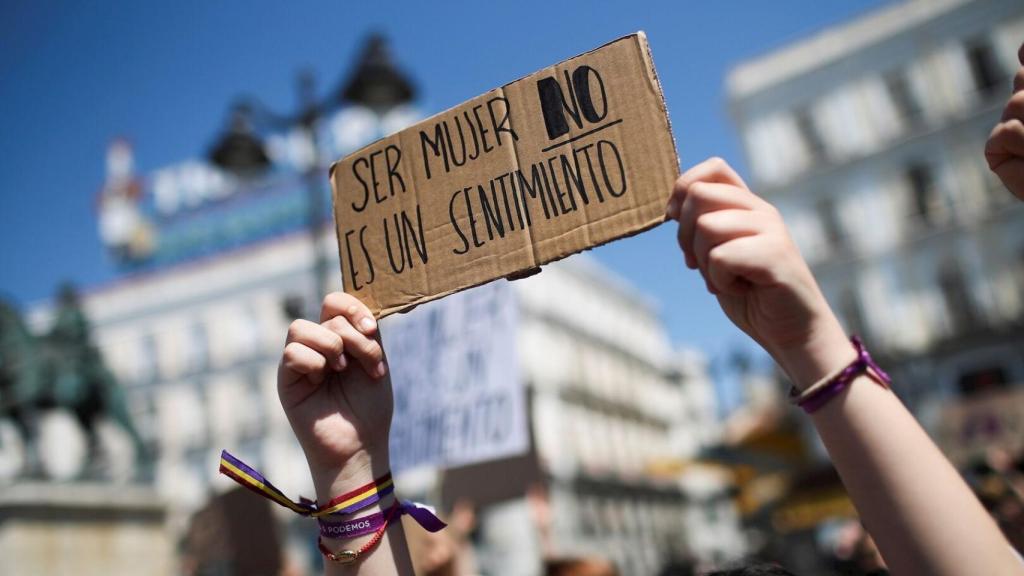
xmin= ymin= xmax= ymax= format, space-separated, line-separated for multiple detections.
xmin=771 ymin=315 xmax=855 ymax=392
xmin=310 ymin=448 xmax=392 ymax=506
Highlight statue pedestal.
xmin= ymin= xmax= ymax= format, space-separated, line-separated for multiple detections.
xmin=0 ymin=482 xmax=171 ymax=576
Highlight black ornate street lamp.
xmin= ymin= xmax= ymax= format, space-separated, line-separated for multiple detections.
xmin=207 ymin=33 xmax=415 ymax=315
xmin=207 ymin=102 xmax=271 ymax=175
xmin=338 ymin=33 xmax=417 ymax=112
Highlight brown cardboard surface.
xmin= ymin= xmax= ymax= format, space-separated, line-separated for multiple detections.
xmin=330 ymin=32 xmax=679 ymax=318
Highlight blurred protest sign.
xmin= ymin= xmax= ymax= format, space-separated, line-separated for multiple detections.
xmin=330 ymin=32 xmax=678 ymax=318
xmin=382 ymin=280 xmax=527 ymax=472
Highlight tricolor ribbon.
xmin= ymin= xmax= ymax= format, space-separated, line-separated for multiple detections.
xmin=218 ymin=450 xmax=395 ymax=517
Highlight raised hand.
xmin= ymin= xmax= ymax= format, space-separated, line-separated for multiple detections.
xmin=665 ymin=157 xmax=851 ymax=389
xmin=986 ymin=42 xmax=1024 ymax=200
xmin=277 ymin=292 xmax=391 ymax=502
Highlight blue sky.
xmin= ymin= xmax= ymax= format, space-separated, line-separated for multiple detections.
xmin=0 ymin=0 xmax=893 ymax=403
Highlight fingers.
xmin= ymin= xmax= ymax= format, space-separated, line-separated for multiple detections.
xmin=1001 ymin=90 xmax=1024 ymax=123
xmin=986 ymin=119 xmax=1024 ymax=170
xmin=690 ymin=209 xmax=766 ymax=272
xmin=678 ymin=156 xmax=748 ymax=190
xmin=321 ymin=291 xmax=385 ymax=376
xmin=321 ymin=292 xmax=377 ymax=336
xmin=666 ymin=157 xmax=749 ymax=220
xmin=281 ymin=341 xmax=329 ymax=387
xmin=286 ymin=319 xmax=346 ymax=371
xmin=990 ymin=57 xmax=1024 ymax=201
xmin=675 ymin=182 xmax=767 ymax=268
xmin=704 ymin=235 xmax=779 ymax=296
xmin=323 ymin=316 xmax=387 ymax=379
xmin=992 ymin=157 xmax=1024 ymax=201
xmin=279 ymin=309 xmax=387 ymax=391
xmin=666 ymin=159 xmax=790 ymax=287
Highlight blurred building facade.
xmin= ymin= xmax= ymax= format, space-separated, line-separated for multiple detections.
xmin=726 ymin=0 xmax=1024 ymax=566
xmin=15 ymin=37 xmax=744 ymax=575
xmin=728 ymin=0 xmax=1024 ymax=452
xmin=29 ymin=188 xmax=743 ymax=574
xmin=448 ymin=259 xmax=745 ymax=575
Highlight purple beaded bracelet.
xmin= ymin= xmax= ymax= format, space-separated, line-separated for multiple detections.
xmin=788 ymin=336 xmax=891 ymax=413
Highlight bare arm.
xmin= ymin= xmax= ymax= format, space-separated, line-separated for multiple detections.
xmin=278 ymin=293 xmax=414 ymax=575
xmin=667 ymin=158 xmax=1022 ymax=576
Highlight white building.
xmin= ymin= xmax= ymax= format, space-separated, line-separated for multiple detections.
xmin=726 ymin=0 xmax=1024 ymax=431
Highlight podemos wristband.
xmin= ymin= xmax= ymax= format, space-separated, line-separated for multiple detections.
xmin=319 ymin=500 xmax=448 ymax=539
xmin=318 ymin=501 xmax=400 ymax=564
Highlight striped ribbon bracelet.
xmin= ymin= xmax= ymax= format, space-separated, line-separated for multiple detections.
xmin=218 ymin=450 xmax=394 ymax=517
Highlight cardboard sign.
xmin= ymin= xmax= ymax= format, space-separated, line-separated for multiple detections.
xmin=330 ymin=32 xmax=678 ymax=317
xmin=382 ymin=280 xmax=526 ymax=472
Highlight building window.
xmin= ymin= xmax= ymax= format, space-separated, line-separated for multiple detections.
xmin=795 ymin=108 xmax=826 ymax=161
xmin=241 ymin=369 xmax=266 ymax=439
xmin=237 ymin=305 xmax=263 ymax=359
xmin=957 ymin=366 xmax=1009 ymax=397
xmin=965 ymin=37 xmax=1003 ymax=97
xmin=938 ymin=259 xmax=976 ymax=334
xmin=1018 ymin=245 xmax=1024 ymax=292
xmin=884 ymin=69 xmax=921 ymax=126
xmin=816 ymin=197 xmax=843 ymax=252
xmin=185 ymin=321 xmax=210 ymax=374
xmin=906 ymin=162 xmax=937 ymax=227
xmin=127 ymin=388 xmax=157 ymax=451
xmin=281 ymin=294 xmax=305 ymax=321
xmin=579 ymin=494 xmax=598 ymax=537
xmin=698 ymin=501 xmax=716 ymax=526
xmin=138 ymin=333 xmax=160 ymax=383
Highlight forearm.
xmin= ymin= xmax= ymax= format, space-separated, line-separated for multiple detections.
xmin=814 ymin=374 xmax=1019 ymax=575
xmin=786 ymin=324 xmax=1021 ymax=575
xmin=667 ymin=155 xmax=1022 ymax=573
xmin=278 ymin=293 xmax=412 ymax=575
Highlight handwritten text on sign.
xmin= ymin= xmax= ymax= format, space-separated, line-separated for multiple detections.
xmin=383 ymin=281 xmax=527 ymax=472
xmin=330 ymin=33 xmax=678 ymax=317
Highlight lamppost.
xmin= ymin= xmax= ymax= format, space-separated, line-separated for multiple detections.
xmin=207 ymin=33 xmax=416 ymax=314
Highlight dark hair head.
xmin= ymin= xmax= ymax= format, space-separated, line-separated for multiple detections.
xmin=544 ymin=557 xmax=619 ymax=576
xmin=657 ymin=559 xmax=697 ymax=576
xmin=703 ymin=564 xmax=799 ymax=576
